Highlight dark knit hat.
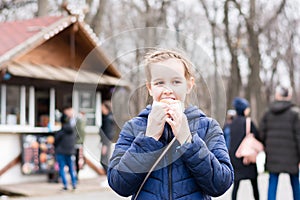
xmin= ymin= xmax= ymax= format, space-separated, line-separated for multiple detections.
xmin=232 ymin=97 xmax=249 ymax=116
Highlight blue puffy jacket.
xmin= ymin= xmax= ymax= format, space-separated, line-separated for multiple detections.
xmin=108 ymin=105 xmax=234 ymax=200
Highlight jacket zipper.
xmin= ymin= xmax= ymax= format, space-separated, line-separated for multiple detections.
xmin=168 ymin=164 xmax=172 ymax=200
xmin=167 ymin=125 xmax=173 ymax=200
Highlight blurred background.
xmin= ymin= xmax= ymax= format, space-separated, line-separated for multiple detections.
xmin=1 ymin=0 xmax=299 ymax=125
xmin=0 ymin=1 xmax=299 ymax=199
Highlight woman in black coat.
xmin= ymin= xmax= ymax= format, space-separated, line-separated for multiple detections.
xmin=229 ymin=97 xmax=260 ymax=200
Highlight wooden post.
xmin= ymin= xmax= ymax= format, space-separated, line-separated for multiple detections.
xmin=0 ymin=154 xmax=21 ymax=176
xmin=83 ymin=156 xmax=105 ymax=176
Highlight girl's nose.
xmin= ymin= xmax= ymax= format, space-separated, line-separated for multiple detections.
xmin=163 ymin=86 xmax=173 ymax=94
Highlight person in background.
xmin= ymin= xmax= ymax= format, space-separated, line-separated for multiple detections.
xmin=74 ymin=111 xmax=86 ymax=181
xmin=259 ymin=85 xmax=300 ymax=200
xmin=229 ymin=97 xmax=260 ymax=200
xmin=54 ymin=106 xmax=77 ymax=191
xmin=223 ymin=109 xmax=236 ymax=149
xmin=99 ymin=101 xmax=115 ymax=174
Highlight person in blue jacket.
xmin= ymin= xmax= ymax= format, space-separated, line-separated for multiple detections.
xmin=222 ymin=109 xmax=236 ymax=149
xmin=107 ymin=49 xmax=234 ymax=200
xmin=54 ymin=106 xmax=77 ymax=191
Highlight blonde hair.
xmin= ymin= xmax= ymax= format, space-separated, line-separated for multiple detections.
xmin=144 ymin=49 xmax=194 ymax=82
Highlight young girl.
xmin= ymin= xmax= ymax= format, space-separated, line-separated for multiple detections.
xmin=107 ymin=49 xmax=234 ymax=199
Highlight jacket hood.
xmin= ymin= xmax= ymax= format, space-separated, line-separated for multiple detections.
xmin=270 ymin=101 xmax=293 ymax=114
xmin=138 ymin=105 xmax=207 ymax=120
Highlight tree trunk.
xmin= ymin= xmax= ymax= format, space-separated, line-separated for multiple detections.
xmin=287 ymin=34 xmax=298 ymax=103
xmin=84 ymin=0 xmax=95 ymax=24
xmin=223 ymin=0 xmax=242 ymax=110
xmin=91 ymin=0 xmax=108 ymax=36
xmin=37 ymin=0 xmax=49 ymax=17
xmin=245 ymin=20 xmax=265 ymax=123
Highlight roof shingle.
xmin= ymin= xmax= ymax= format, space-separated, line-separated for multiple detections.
xmin=0 ymin=15 xmax=63 ymax=55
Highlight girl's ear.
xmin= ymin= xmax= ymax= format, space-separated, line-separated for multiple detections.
xmin=146 ymin=82 xmax=153 ymax=96
xmin=186 ymin=77 xmax=195 ymax=94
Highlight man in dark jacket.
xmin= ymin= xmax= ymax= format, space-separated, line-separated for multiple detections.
xmin=259 ymin=86 xmax=300 ymax=200
xmin=55 ymin=106 xmax=77 ymax=191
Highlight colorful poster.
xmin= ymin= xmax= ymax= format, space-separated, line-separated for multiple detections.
xmin=21 ymin=133 xmax=56 ymax=175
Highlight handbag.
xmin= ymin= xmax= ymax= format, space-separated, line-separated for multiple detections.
xmin=235 ymin=117 xmax=264 ymax=165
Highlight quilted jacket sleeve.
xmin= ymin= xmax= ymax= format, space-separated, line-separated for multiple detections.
xmin=107 ymin=120 xmax=164 ymax=197
xmin=179 ymin=118 xmax=234 ymax=197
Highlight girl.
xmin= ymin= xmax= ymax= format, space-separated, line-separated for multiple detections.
xmin=107 ymin=49 xmax=233 ymax=199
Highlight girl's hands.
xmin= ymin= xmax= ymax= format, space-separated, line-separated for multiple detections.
xmin=146 ymin=100 xmax=191 ymax=144
xmin=165 ymin=102 xmax=192 ymax=145
xmin=145 ymin=101 xmax=168 ymax=140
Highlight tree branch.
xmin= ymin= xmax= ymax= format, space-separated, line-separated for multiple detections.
xmin=258 ymin=0 xmax=286 ymax=34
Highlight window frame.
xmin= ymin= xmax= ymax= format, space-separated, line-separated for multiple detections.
xmin=0 ymin=84 xmax=101 ymax=133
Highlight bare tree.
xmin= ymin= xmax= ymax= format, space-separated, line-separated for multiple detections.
xmin=90 ymin=0 xmax=108 ymax=36
xmin=199 ymin=0 xmax=226 ymax=122
xmin=224 ymin=0 xmax=287 ymax=122
xmin=84 ymin=0 xmax=96 ymax=24
xmin=3 ymin=0 xmax=299 ymax=121
xmin=37 ymin=0 xmax=49 ymax=16
xmin=286 ymin=31 xmax=298 ymax=103
xmin=223 ymin=0 xmax=242 ymax=110
xmin=0 ymin=0 xmax=36 ymax=21
xmin=281 ymin=4 xmax=300 ymax=104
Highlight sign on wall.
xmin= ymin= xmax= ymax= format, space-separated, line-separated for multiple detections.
xmin=21 ymin=133 xmax=56 ymax=175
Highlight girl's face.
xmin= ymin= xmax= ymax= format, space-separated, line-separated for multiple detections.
xmin=146 ymin=58 xmax=194 ymax=103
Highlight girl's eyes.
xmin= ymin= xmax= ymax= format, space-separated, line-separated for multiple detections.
xmin=154 ymin=81 xmax=164 ymax=85
xmin=173 ymin=80 xmax=182 ymax=84
xmin=153 ymin=80 xmax=182 ymax=86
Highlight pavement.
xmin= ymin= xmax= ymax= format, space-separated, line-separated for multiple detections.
xmin=0 ymin=173 xmax=295 ymax=200
xmin=216 ymin=172 xmax=295 ymax=200
xmin=0 ymin=176 xmax=110 ymax=198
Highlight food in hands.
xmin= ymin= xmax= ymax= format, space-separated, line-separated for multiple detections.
xmin=160 ymin=99 xmax=183 ymax=119
xmin=160 ymin=99 xmax=180 ymax=104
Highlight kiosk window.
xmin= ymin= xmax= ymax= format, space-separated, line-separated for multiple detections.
xmin=78 ymin=91 xmax=95 ymax=126
xmin=7 ymin=85 xmax=20 ymax=125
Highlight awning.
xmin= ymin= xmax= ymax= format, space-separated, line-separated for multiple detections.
xmin=5 ymin=61 xmax=129 ymax=87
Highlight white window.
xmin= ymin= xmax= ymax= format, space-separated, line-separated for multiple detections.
xmin=0 ymin=84 xmax=57 ymax=129
xmin=0 ymin=84 xmax=101 ymax=132
xmin=76 ymin=90 xmax=95 ymax=126
xmin=6 ymin=85 xmax=20 ymax=125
